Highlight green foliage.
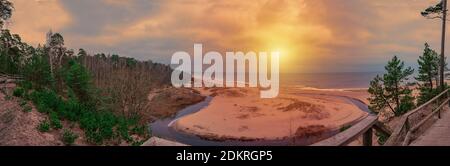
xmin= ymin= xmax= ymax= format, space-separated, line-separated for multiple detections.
xmin=49 ymin=111 xmax=62 ymax=129
xmin=23 ymin=49 xmax=54 ymax=90
xmin=78 ymin=48 xmax=87 ymax=57
xmin=64 ymin=60 xmax=92 ymax=104
xmin=111 ymin=54 xmax=119 ymax=63
xmin=418 ymin=87 xmax=441 ymax=106
xmin=117 ymin=117 xmax=132 ymax=142
xmin=368 ymin=75 xmax=386 ymax=113
xmin=30 ymin=89 xmax=62 ymax=111
xmin=416 ymin=43 xmax=439 ymax=87
xmin=37 ymin=120 xmax=50 ymax=132
xmin=126 ymin=57 xmax=137 ymax=67
xmin=49 ymin=33 xmax=64 ymax=47
xmin=131 ymin=140 xmax=145 ymax=146
xmin=421 ymin=1 xmax=445 ymax=19
xmin=0 ymin=29 xmax=32 ymax=75
xmin=12 ymin=87 xmax=25 ymax=97
xmin=416 ymin=43 xmax=443 ymax=105
xmin=376 ymin=131 xmax=389 ymax=145
xmin=22 ymin=104 xmax=32 ymax=113
xmin=397 ymin=89 xmax=415 ymax=115
xmin=62 ymin=129 xmax=78 ymax=146
xmin=79 ymin=110 xmax=135 ymax=145
xmin=58 ymin=98 xmax=84 ymax=122
xmin=19 ymin=100 xmax=27 ymax=107
xmin=131 ymin=125 xmax=147 ymax=136
xmin=18 ymin=81 xmax=32 ymax=99
xmin=368 ymin=56 xmax=415 ymax=116
xmin=1 ymin=3 xmax=147 ymax=146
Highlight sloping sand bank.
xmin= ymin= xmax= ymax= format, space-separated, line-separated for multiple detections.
xmin=171 ymin=87 xmax=369 ymax=142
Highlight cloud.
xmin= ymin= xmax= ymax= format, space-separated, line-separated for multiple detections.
xmin=6 ymin=0 xmax=449 ymax=72
xmin=8 ymin=0 xmax=72 ymax=45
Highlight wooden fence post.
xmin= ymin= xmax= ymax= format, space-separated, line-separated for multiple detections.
xmin=363 ymin=128 xmax=373 ymax=146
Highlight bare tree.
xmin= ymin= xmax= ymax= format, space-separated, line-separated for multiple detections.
xmin=79 ymin=54 xmax=172 ymax=118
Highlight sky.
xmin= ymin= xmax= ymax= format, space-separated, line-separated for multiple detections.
xmin=5 ymin=0 xmax=449 ymax=73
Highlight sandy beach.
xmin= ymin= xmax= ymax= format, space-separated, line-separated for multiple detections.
xmin=170 ymin=87 xmax=370 ymax=142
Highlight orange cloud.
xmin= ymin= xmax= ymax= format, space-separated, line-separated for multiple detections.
xmin=6 ymin=0 xmax=449 ymax=72
xmin=8 ymin=0 xmax=72 ymax=45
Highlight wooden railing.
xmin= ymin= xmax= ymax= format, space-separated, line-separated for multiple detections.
xmin=313 ymin=88 xmax=450 ymax=146
xmin=0 ymin=72 xmax=24 ymax=81
xmin=312 ymin=114 xmax=391 ymax=146
xmin=385 ymin=88 xmax=450 ymax=146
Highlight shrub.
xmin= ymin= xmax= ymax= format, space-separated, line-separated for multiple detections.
xmin=36 ymin=101 xmax=51 ymax=113
xmin=64 ymin=60 xmax=92 ymax=103
xmin=131 ymin=140 xmax=145 ymax=146
xmin=19 ymin=81 xmax=33 ymax=91
xmin=58 ymin=98 xmax=84 ymax=122
xmin=22 ymin=52 xmax=54 ymax=90
xmin=4 ymin=94 xmax=12 ymax=100
xmin=131 ymin=125 xmax=147 ymax=136
xmin=376 ymin=131 xmax=389 ymax=145
xmin=22 ymin=104 xmax=32 ymax=113
xmin=79 ymin=111 xmax=120 ymax=145
xmin=19 ymin=100 xmax=27 ymax=107
xmin=37 ymin=120 xmax=50 ymax=132
xmin=49 ymin=112 xmax=62 ymax=129
xmin=13 ymin=87 xmax=25 ymax=97
xmin=97 ymin=112 xmax=116 ymax=140
xmin=117 ymin=118 xmax=130 ymax=139
xmin=30 ymin=89 xmax=65 ymax=114
xmin=62 ymin=129 xmax=78 ymax=146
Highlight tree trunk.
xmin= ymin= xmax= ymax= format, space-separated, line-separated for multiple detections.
xmin=440 ymin=0 xmax=448 ymax=90
xmin=430 ymin=75 xmax=434 ymax=90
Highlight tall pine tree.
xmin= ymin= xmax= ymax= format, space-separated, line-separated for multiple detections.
xmin=416 ymin=43 xmax=440 ymax=105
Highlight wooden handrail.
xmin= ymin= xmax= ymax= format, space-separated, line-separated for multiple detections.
xmin=404 ymin=89 xmax=449 ymax=117
xmin=401 ymin=97 xmax=450 ymax=145
xmin=314 ymin=88 xmax=450 ymax=146
xmin=312 ymin=115 xmax=379 ymax=146
xmin=385 ymin=88 xmax=450 ymax=146
xmin=0 ymin=73 xmax=24 ymax=80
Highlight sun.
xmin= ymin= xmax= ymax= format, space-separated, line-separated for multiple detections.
xmin=260 ymin=37 xmax=295 ymax=68
xmin=251 ymin=24 xmax=311 ymax=73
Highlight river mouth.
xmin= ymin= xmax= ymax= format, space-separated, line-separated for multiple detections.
xmin=149 ymin=94 xmax=370 ymax=146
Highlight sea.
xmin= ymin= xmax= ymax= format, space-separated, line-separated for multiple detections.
xmin=191 ymin=71 xmax=385 ymax=90
xmin=280 ymin=72 xmax=383 ymax=90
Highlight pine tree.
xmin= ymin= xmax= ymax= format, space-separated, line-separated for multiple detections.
xmin=64 ymin=59 xmax=92 ymax=104
xmin=23 ymin=47 xmax=54 ymax=89
xmin=416 ymin=43 xmax=440 ymax=105
xmin=368 ymin=75 xmax=394 ymax=113
xmin=368 ymin=56 xmax=415 ymax=116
